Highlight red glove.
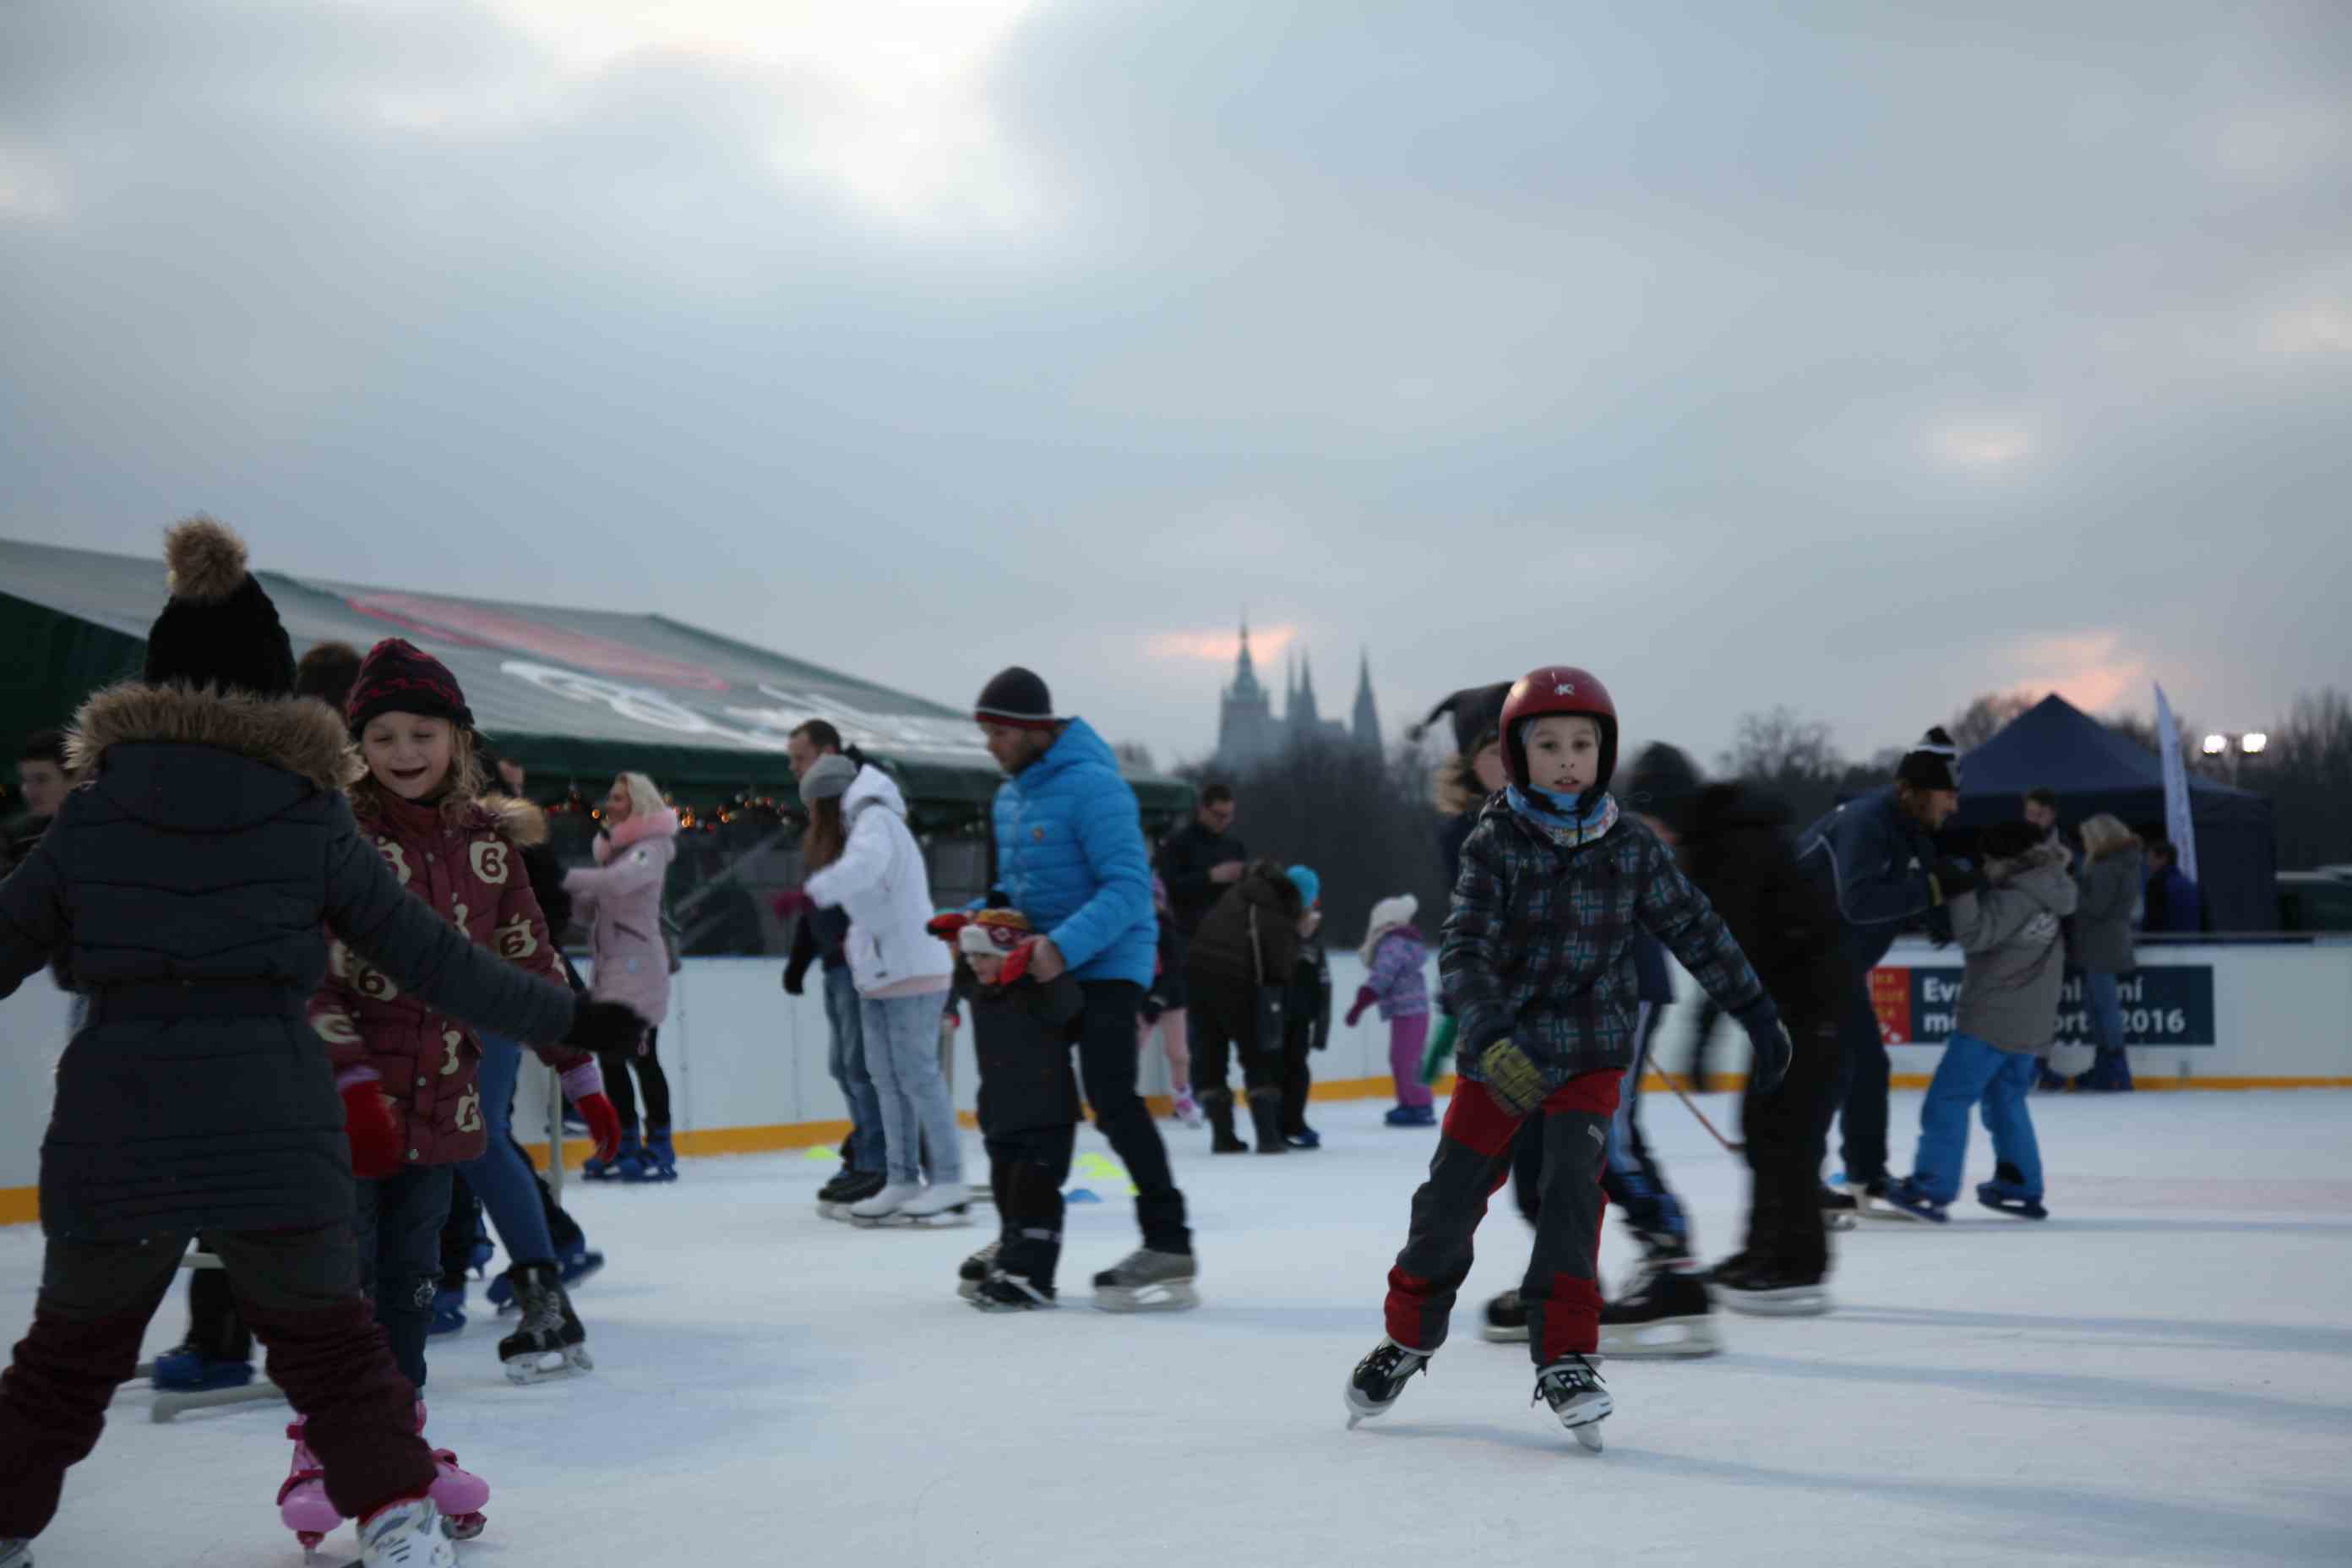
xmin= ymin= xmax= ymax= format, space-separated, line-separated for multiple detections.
xmin=926 ymin=912 xmax=972 ymax=944
xmin=1344 ymin=985 xmax=1378 ymax=1028
xmin=770 ymin=887 xmax=815 ymax=921
xmin=340 ymin=1081 xmax=402 ymax=1181
xmin=574 ymin=1092 xmax=623 ymax=1165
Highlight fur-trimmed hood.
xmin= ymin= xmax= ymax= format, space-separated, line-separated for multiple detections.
xmin=479 ymin=792 xmax=550 ymax=849
xmin=67 ymin=682 xmax=362 ymax=795
xmin=593 ymin=804 xmax=679 ymax=864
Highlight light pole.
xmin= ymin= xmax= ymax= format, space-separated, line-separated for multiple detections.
xmin=2198 ymin=731 xmax=2268 ymax=785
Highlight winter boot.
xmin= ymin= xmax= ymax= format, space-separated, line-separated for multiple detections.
xmin=1245 ymin=1087 xmax=1288 ymax=1154
xmin=416 ymin=1400 xmax=490 ymax=1539
xmin=625 ymin=1124 xmax=678 ymax=1183
xmin=498 ymin=1261 xmax=594 ymax=1385
xmin=1092 ymin=1248 xmax=1200 ymax=1312
xmin=1203 ymin=1089 xmax=1246 ymax=1154
xmin=1598 ymin=1261 xmax=1719 ymax=1358
xmin=356 ymin=1495 xmax=458 ymax=1568
xmin=1534 ymin=1354 xmax=1611 ymax=1451
xmin=1479 ymin=1288 xmax=1528 ymax=1342
xmin=583 ymin=1123 xmax=640 ymax=1181
xmin=958 ymin=1239 xmax=1002 ymax=1301
xmin=1343 ymin=1337 xmax=1429 ymax=1427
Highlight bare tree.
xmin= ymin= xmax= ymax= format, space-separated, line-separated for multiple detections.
xmin=1713 ymin=707 xmax=1858 ymax=826
xmin=2252 ymin=689 xmax=2352 ymax=868
xmin=1947 ymin=689 xmax=2040 ymax=750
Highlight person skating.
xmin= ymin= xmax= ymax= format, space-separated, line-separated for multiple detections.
xmin=1623 ymin=745 xmax=1846 ymax=1316
xmin=1882 ymin=822 xmax=2077 ymax=1222
xmin=296 ymin=638 xmax=628 ymax=1545
xmin=1184 ymin=857 xmax=1313 ymax=1154
xmin=0 ymin=519 xmax=641 ymax=1568
xmin=1347 ymin=893 xmax=1433 ymax=1127
xmin=569 ymin=771 xmax=683 ymax=1179
xmin=1277 ymin=867 xmax=1331 ymax=1149
xmin=933 ymin=905 xmax=1085 ymax=1309
xmin=1344 ymin=667 xmax=1791 ymax=1448
xmin=1408 ymin=683 xmax=1512 ymax=1089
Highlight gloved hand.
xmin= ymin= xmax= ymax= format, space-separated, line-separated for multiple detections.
xmin=1930 ymin=858 xmax=1984 ymax=899
xmin=339 ymin=1074 xmax=402 ymax=1181
xmin=562 ymin=999 xmax=648 ymax=1055
xmin=781 ymin=957 xmax=808 ymax=997
xmin=1735 ymin=998 xmax=1793 ymax=1095
xmin=1343 ymin=985 xmax=1377 ymax=1028
xmin=770 ymin=887 xmax=815 ymax=922
xmin=1478 ymin=1037 xmax=1546 ymax=1117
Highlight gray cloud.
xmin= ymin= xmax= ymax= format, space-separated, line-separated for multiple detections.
xmin=3 ymin=0 xmax=2346 ymax=769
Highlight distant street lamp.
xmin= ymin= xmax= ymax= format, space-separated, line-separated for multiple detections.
xmin=2198 ymin=730 xmax=2267 ymax=782
xmin=2201 ymin=733 xmax=2230 ymax=756
xmin=2241 ymin=732 xmax=2269 ymax=755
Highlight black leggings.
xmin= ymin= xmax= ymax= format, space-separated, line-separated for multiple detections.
xmin=601 ymin=1026 xmax=673 ymax=1130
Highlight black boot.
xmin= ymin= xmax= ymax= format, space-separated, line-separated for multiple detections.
xmin=1246 ymin=1087 xmax=1288 ymax=1154
xmin=1203 ymin=1090 xmax=1247 ymax=1154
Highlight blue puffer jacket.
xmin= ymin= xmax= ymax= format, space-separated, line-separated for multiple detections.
xmin=990 ymin=719 xmax=1157 ymax=987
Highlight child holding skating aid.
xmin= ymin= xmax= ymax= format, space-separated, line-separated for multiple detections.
xmin=1347 ymin=893 xmax=1432 ymax=1127
xmin=933 ymin=904 xmax=1086 ymax=1309
xmin=1343 ymin=666 xmax=1792 ymax=1449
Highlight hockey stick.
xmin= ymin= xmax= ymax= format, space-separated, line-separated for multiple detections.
xmin=1662 ymin=1071 xmax=1743 ymax=1154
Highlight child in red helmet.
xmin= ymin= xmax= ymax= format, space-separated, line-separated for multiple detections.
xmin=1342 ymin=666 xmax=1794 ymax=1450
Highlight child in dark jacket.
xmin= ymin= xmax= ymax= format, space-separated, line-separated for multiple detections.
xmin=1346 ymin=667 xmax=1792 ymax=1451
xmin=1278 ymin=867 xmax=1331 ymax=1149
xmin=938 ymin=906 xmax=1085 ymax=1310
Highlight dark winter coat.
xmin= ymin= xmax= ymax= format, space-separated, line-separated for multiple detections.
xmin=2 ymin=811 xmax=52 ymax=879
xmin=1157 ymin=817 xmax=1248 ymax=939
xmin=1184 ymin=860 xmax=1307 ymax=989
xmin=309 ymin=788 xmax=591 ymax=1168
xmin=0 ymin=684 xmax=578 ymax=1243
xmin=958 ymin=963 xmax=1084 ymax=1136
xmin=2142 ymin=864 xmax=2203 ymax=935
xmin=2074 ymin=844 xmax=2145 ymax=974
xmin=1794 ymin=787 xmax=1948 ymax=971
xmin=1285 ymin=936 xmax=1332 ymax=1054
xmin=1442 ymin=797 xmax=1765 ymax=1091
xmin=1675 ymin=784 xmax=1844 ymax=1026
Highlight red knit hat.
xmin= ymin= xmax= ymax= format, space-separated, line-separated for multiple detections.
xmin=346 ymin=639 xmax=473 ymax=735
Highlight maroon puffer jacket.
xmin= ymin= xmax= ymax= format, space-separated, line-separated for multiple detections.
xmin=309 ymin=788 xmax=591 ymax=1168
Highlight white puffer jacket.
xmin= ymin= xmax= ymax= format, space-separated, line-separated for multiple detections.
xmin=805 ymin=766 xmax=954 ymax=996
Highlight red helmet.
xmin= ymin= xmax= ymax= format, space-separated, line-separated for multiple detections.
xmin=1499 ymin=666 xmax=1619 ymax=800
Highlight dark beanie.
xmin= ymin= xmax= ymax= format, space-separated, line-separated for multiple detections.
xmin=1408 ymin=682 xmax=1513 ymax=758
xmin=974 ymin=667 xmax=1058 ymax=730
xmin=1625 ymin=742 xmax=1704 ymax=834
xmin=346 ymin=638 xmax=474 ymax=734
xmin=1895 ymin=727 xmax=1962 ymax=792
xmin=141 ymin=517 xmax=298 ymax=698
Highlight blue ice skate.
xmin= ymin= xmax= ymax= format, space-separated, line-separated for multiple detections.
xmin=150 ymin=1346 xmax=255 ymax=1391
xmin=1878 ymin=1177 xmax=1950 ymax=1223
xmin=1975 ymin=1179 xmax=2049 ymax=1220
xmin=427 ymin=1285 xmax=467 ymax=1337
xmin=1384 ymin=1104 xmax=1436 ymax=1128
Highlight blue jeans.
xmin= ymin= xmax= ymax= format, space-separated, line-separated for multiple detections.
xmin=2082 ymin=971 xmax=2133 ymax=1089
xmin=825 ymin=966 xmax=885 ymax=1173
xmin=455 ymin=1034 xmax=558 ymax=1270
xmin=860 ymin=991 xmax=964 ymax=1188
xmin=1908 ymin=1032 xmax=2044 ymax=1203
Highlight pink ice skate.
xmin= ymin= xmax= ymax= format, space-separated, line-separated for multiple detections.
xmin=417 ymin=1400 xmax=489 ymax=1541
xmin=277 ymin=1417 xmax=340 ymax=1554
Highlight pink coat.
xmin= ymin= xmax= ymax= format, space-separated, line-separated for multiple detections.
xmin=565 ymin=808 xmax=678 ymax=1027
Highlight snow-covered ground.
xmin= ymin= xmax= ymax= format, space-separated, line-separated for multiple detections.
xmin=5 ymin=1088 xmax=2349 ymax=1566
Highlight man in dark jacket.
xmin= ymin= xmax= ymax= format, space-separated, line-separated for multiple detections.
xmin=0 ymin=519 xmax=641 ymax=1560
xmin=1157 ymin=785 xmax=1245 ymax=939
xmin=1631 ymin=745 xmax=1847 ymax=1310
xmin=1184 ymin=858 xmax=1309 ymax=1154
xmin=2142 ymin=838 xmax=2203 ymax=934
xmin=1794 ymin=728 xmax=1964 ymax=1212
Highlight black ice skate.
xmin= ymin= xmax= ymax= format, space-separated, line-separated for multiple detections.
xmin=1091 ymin=1249 xmax=1200 ymax=1313
xmin=970 ymin=1271 xmax=1058 ymax=1312
xmin=957 ymin=1240 xmax=1001 ymax=1301
xmin=1712 ymin=1259 xmax=1832 ymax=1318
xmin=499 ymin=1262 xmax=593 ymax=1385
xmin=1343 ymin=1337 xmax=1429 ymax=1428
xmin=1598 ymin=1263 xmax=1719 ymax=1358
xmin=1819 ymin=1184 xmax=1859 ymax=1232
xmin=1479 ymin=1288 xmax=1528 ymax=1342
xmin=1533 ymin=1353 xmax=1611 ymax=1451
xmin=819 ymin=1169 xmax=885 ymax=1222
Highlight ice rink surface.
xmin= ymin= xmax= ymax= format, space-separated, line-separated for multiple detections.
xmin=3 ymin=1087 xmax=2349 ymax=1566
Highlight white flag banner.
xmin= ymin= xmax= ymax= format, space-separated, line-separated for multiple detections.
xmin=2153 ymin=683 xmax=2198 ymax=883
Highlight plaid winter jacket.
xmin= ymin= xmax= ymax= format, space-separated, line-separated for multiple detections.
xmin=1441 ymin=796 xmax=1766 ymax=1090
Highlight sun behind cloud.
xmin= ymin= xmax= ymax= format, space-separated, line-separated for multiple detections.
xmin=1144 ymin=623 xmax=1299 ymax=664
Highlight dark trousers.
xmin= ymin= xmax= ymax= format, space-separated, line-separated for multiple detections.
xmin=1686 ymin=999 xmax=1726 ymax=1092
xmin=1278 ymin=1021 xmax=1315 ymax=1136
xmin=602 ymin=1025 xmax=673 ymax=1130
xmin=1829 ymin=962 xmax=1891 ymax=1185
xmin=987 ymin=1124 xmax=1078 ymax=1290
xmin=1072 ymin=980 xmax=1190 ymax=1255
xmin=1743 ymin=1011 xmax=1837 ymax=1278
xmin=182 ymin=1253 xmax=252 ymax=1361
xmin=0 ymin=1224 xmax=436 ymax=1538
xmin=437 ymin=1174 xmax=486 ymax=1289
xmin=1385 ymin=1072 xmax=1623 ymax=1367
xmin=1186 ymin=972 xmax=1278 ymax=1096
xmin=356 ymin=1167 xmax=455 ymax=1391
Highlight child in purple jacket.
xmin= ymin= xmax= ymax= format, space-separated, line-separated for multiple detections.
xmin=1346 ymin=895 xmax=1433 ymax=1126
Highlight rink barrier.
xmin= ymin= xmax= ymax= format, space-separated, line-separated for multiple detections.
xmin=3 ymin=939 xmax=2347 ymax=1224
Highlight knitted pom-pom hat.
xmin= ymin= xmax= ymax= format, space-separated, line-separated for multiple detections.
xmin=142 ymin=516 xmax=298 ymax=698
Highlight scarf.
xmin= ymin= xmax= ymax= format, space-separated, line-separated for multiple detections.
xmin=1505 ymin=786 xmax=1620 ymax=848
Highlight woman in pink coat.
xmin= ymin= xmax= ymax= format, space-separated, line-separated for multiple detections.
xmin=565 ymin=771 xmax=680 ymax=1180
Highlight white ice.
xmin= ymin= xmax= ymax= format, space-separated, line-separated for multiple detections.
xmin=4 ymin=1088 xmax=2349 ymax=1566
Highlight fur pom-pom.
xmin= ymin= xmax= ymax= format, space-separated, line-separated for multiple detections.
xmin=163 ymin=515 xmax=250 ymax=603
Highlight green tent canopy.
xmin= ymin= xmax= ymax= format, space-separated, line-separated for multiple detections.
xmin=1 ymin=535 xmax=1191 ymax=820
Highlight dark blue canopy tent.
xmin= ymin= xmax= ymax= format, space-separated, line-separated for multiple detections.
xmin=1952 ymin=695 xmax=2276 ymax=931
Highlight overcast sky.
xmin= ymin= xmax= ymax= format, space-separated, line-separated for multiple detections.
xmin=4 ymin=2 xmax=2347 ymax=771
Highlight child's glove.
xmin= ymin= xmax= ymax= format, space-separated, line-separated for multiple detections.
xmin=339 ymin=1072 xmax=402 ymax=1181
xmin=1734 ymin=998 xmax=1793 ymax=1095
xmin=1343 ymin=985 xmax=1377 ymax=1028
xmin=1478 ymin=1037 xmax=1547 ymax=1117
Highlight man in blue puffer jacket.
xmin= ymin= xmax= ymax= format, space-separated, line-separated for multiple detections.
xmin=975 ymin=667 xmax=1198 ymax=1312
